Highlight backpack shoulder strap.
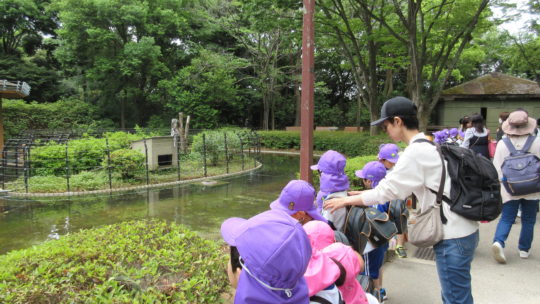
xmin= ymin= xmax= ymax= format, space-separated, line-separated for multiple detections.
xmin=309 ymin=295 xmax=333 ymax=304
xmin=329 ymin=257 xmax=347 ymax=287
xmin=412 ymin=138 xmax=448 ymax=224
xmin=521 ymin=135 xmax=536 ymax=153
xmin=502 ymin=137 xmax=519 ymax=155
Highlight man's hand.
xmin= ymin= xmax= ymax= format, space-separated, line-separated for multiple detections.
xmin=347 ymin=190 xmax=363 ymax=196
xmin=323 ymin=197 xmax=348 ymax=214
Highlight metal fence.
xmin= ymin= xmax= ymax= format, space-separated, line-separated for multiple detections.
xmin=0 ymin=130 xmax=261 ymax=195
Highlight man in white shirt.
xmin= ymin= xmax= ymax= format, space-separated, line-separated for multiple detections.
xmin=324 ymin=96 xmax=479 ymax=304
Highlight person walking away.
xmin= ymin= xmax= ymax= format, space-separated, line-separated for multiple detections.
xmin=324 ymin=96 xmax=479 ymax=304
xmin=491 ymin=110 xmax=540 ymax=263
xmin=461 ymin=114 xmax=490 ymax=158
xmin=496 ymin=112 xmax=510 ymax=142
xmin=378 ymin=143 xmax=408 ymax=259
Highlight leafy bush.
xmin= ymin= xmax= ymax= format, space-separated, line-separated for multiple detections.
xmin=3 ymin=99 xmax=111 ymax=139
xmin=0 ymin=220 xmax=228 ymax=303
xmin=29 ymin=132 xmax=148 ymax=176
xmin=259 ymin=131 xmax=393 ymax=157
xmin=106 ymin=149 xmax=145 ymax=179
xmin=192 ymin=130 xmax=242 ymax=166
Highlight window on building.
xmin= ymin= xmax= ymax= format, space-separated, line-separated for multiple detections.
xmin=158 ymin=154 xmax=173 ymax=166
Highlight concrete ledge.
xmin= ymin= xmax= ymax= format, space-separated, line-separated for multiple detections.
xmin=8 ymin=162 xmax=262 ymax=198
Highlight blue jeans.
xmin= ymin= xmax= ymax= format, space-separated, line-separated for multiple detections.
xmin=493 ymin=199 xmax=539 ymax=252
xmin=433 ymin=230 xmax=479 ymax=304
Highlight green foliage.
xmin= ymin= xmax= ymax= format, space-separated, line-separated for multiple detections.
xmin=29 ymin=132 xmax=147 ymax=176
xmin=2 ymin=99 xmax=105 ymax=139
xmin=259 ymin=131 xmax=392 ymax=157
xmin=104 ymin=149 xmax=145 ymax=180
xmin=192 ymin=129 xmax=243 ymax=166
xmin=157 ymin=50 xmax=249 ymax=129
xmin=0 ymin=220 xmax=229 ymax=303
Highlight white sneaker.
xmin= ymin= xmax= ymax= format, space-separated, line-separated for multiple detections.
xmin=492 ymin=242 xmax=507 ymax=264
xmin=519 ymin=250 xmax=529 ymax=259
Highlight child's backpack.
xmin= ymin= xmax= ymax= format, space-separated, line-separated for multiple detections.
xmin=388 ymin=199 xmax=409 ymax=234
xmin=343 ymin=206 xmax=397 ymax=253
xmin=414 ymin=139 xmax=502 ymax=222
xmin=501 ymin=136 xmax=540 ymax=196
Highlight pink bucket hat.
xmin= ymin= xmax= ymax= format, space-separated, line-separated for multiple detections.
xmin=323 ymin=243 xmax=368 ymax=304
xmin=304 ymin=222 xmax=342 ymax=297
xmin=502 ymin=110 xmax=537 ymax=136
xmin=303 ymin=220 xmax=335 ymax=251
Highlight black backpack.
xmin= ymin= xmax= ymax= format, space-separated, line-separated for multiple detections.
xmin=388 ymin=199 xmax=409 ymax=234
xmin=344 ymin=206 xmax=398 ymax=253
xmin=414 ymin=139 xmax=502 ymax=222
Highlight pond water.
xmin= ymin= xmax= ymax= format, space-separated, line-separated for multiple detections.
xmin=0 ymin=154 xmax=299 ymax=255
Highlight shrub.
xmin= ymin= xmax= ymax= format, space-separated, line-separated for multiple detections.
xmin=106 ymin=149 xmax=145 ymax=179
xmin=0 ymin=220 xmax=229 ymax=303
xmin=29 ymin=132 xmax=148 ymax=176
xmin=259 ymin=131 xmax=393 ymax=157
xmin=192 ymin=130 xmax=242 ymax=166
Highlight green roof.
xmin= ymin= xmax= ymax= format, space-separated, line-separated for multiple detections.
xmin=443 ymin=73 xmax=540 ymax=95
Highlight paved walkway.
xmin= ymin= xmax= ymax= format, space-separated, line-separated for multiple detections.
xmin=384 ymin=215 xmax=540 ymax=304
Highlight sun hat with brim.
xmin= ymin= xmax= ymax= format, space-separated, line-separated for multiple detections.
xmin=378 ymin=143 xmax=400 ymax=163
xmin=371 ymin=96 xmax=417 ymax=126
xmin=221 ymin=209 xmax=312 ymax=304
xmin=501 ymin=110 xmax=537 ymax=136
xmin=303 ymin=220 xmax=335 ymax=251
xmin=323 ymin=243 xmax=368 ymax=304
xmin=310 ymin=150 xmax=347 ymax=174
xmin=355 ymin=161 xmax=387 ymax=187
xmin=270 ymin=180 xmax=327 ymax=223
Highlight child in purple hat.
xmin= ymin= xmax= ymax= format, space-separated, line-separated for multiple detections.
xmin=310 ymin=150 xmax=350 ymax=230
xmin=270 ymin=180 xmax=327 ymax=225
xmin=221 ymin=209 xmax=312 ymax=304
xmin=355 ymin=161 xmax=390 ymax=303
xmin=379 ymin=143 xmax=408 ymax=259
xmin=378 ymin=144 xmax=400 ymax=170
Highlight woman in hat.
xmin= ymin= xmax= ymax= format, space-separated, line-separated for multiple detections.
xmin=221 ymin=209 xmax=312 ymax=303
xmin=460 ymin=113 xmax=490 ymax=158
xmin=491 ymin=110 xmax=540 ymax=264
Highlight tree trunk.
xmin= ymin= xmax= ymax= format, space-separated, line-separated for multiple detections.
xmin=262 ymin=93 xmax=269 ymax=130
xmin=417 ymin=103 xmax=429 ymax=131
xmin=121 ymin=89 xmax=126 ymax=129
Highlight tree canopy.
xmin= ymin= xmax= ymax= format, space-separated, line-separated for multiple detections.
xmin=0 ymin=0 xmax=537 ymax=132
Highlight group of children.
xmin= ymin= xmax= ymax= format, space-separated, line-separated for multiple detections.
xmin=221 ymin=143 xmax=405 ymax=304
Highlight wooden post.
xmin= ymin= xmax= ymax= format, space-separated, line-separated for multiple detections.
xmin=0 ymin=98 xmax=3 ymax=151
xmin=300 ymin=0 xmax=315 ymax=183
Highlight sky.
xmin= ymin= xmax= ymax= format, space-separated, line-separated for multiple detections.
xmin=492 ymin=0 xmax=535 ymax=35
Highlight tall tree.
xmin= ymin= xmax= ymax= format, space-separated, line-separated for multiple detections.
xmin=357 ymin=0 xmax=492 ymax=129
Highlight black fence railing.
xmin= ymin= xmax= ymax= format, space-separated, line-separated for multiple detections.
xmin=1 ymin=130 xmax=261 ymax=195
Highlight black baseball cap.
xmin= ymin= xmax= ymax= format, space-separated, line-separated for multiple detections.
xmin=371 ymin=96 xmax=418 ymax=126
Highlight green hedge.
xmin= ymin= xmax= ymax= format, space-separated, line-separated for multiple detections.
xmin=3 ymin=99 xmax=113 ymax=139
xmin=258 ymin=131 xmax=392 ymax=157
xmin=0 ymin=220 xmax=228 ymax=303
xmin=30 ymin=131 xmax=148 ymax=176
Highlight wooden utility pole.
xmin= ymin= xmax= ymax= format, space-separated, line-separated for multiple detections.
xmin=300 ymin=0 xmax=315 ymax=183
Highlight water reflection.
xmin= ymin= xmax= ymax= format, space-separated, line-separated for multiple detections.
xmin=0 ymin=154 xmax=299 ymax=254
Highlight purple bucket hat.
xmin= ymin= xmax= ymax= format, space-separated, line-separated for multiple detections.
xmin=270 ymin=180 xmax=327 ymax=223
xmin=310 ymin=150 xmax=347 ymax=174
xmin=378 ymin=144 xmax=400 ymax=163
xmin=355 ymin=161 xmax=387 ymax=187
xmin=449 ymin=128 xmax=459 ymax=138
xmin=221 ymin=210 xmax=312 ymax=304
